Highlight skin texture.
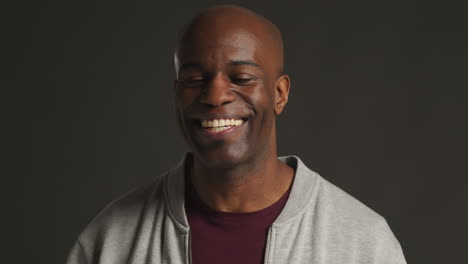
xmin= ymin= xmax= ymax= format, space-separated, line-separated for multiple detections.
xmin=174 ymin=5 xmax=294 ymax=213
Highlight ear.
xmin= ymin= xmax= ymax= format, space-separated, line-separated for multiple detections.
xmin=274 ymin=75 xmax=291 ymax=115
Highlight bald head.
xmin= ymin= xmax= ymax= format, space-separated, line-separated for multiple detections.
xmin=173 ymin=5 xmax=291 ymax=168
xmin=175 ymin=5 xmax=284 ymax=75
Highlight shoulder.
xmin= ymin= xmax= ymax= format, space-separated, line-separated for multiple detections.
xmin=280 ymin=155 xmax=388 ymax=229
xmin=311 ymin=175 xmax=405 ymax=262
xmin=66 ymin=172 xmax=174 ymax=264
xmin=273 ymin=155 xmax=406 ymax=262
xmin=77 ymin=173 xmax=167 ymax=248
xmin=315 ymin=175 xmax=384 ymax=227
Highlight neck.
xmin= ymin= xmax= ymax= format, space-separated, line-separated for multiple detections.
xmin=190 ymin=149 xmax=294 ymax=213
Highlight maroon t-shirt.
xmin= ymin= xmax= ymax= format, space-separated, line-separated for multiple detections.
xmin=185 ymin=177 xmax=291 ymax=264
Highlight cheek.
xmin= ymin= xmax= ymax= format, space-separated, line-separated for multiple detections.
xmin=238 ymin=78 xmax=275 ymax=106
xmin=176 ymin=87 xmax=199 ymax=107
xmin=249 ymin=83 xmax=277 ymax=117
xmin=175 ymin=89 xmax=195 ymax=132
xmin=255 ymin=84 xmax=277 ymax=131
xmin=241 ymin=85 xmax=276 ymax=139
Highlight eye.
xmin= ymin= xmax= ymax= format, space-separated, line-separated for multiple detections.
xmin=231 ymin=75 xmax=257 ymax=86
xmin=179 ymin=76 xmax=205 ymax=87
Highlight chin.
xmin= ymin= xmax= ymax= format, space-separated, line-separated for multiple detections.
xmin=194 ymin=145 xmax=250 ymax=170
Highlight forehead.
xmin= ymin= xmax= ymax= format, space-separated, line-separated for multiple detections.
xmin=176 ymin=28 xmax=266 ymax=68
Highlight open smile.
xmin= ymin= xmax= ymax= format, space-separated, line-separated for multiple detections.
xmin=195 ymin=117 xmax=248 ymax=136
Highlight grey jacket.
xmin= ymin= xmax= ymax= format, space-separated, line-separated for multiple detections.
xmin=67 ymin=155 xmax=406 ymax=264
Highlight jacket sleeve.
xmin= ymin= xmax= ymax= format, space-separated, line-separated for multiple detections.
xmin=376 ymin=219 xmax=407 ymax=264
xmin=66 ymin=239 xmax=89 ymax=264
xmin=397 ymin=254 xmax=407 ymax=264
xmin=383 ymin=243 xmax=407 ymax=264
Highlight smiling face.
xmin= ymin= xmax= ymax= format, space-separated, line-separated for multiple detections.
xmin=174 ymin=7 xmax=289 ymax=169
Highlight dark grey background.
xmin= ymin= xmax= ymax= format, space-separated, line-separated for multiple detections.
xmin=5 ymin=0 xmax=467 ymax=263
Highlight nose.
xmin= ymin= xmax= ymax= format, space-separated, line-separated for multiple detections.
xmin=199 ymin=74 xmax=236 ymax=106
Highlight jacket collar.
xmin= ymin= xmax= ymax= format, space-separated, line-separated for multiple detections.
xmin=164 ymin=153 xmax=319 ymax=231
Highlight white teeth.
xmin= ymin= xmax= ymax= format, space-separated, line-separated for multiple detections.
xmin=201 ymin=118 xmax=244 ymax=128
xmin=208 ymin=126 xmax=230 ymax=132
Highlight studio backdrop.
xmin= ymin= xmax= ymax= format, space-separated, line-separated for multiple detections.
xmin=5 ymin=0 xmax=467 ymax=263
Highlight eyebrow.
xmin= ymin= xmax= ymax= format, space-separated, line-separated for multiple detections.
xmin=179 ymin=63 xmax=202 ymax=72
xmin=179 ymin=60 xmax=261 ymax=72
xmin=228 ymin=60 xmax=260 ymax=67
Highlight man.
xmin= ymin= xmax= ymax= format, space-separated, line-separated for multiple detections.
xmin=67 ymin=5 xmax=406 ymax=264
